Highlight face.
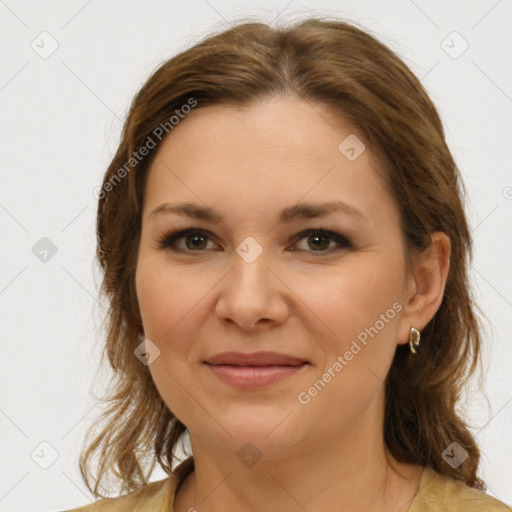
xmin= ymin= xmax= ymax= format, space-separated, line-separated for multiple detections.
xmin=135 ymin=96 xmax=412 ymax=460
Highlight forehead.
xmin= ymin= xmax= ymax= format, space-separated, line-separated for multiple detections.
xmin=152 ymin=96 xmax=359 ymax=168
xmin=142 ymin=96 xmax=396 ymax=228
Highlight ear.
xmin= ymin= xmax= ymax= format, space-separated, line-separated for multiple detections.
xmin=396 ymin=231 xmax=451 ymax=346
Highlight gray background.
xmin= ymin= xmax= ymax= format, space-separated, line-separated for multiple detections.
xmin=1 ymin=0 xmax=511 ymax=510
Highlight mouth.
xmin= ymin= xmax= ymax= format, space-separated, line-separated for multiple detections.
xmin=204 ymin=351 xmax=309 ymax=367
xmin=203 ymin=352 xmax=311 ymax=388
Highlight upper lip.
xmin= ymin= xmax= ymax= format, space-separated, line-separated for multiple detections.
xmin=204 ymin=351 xmax=309 ymax=366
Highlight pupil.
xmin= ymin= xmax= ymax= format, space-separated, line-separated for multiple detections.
xmin=188 ymin=234 xmax=206 ymax=249
xmin=310 ymin=234 xmax=329 ymax=250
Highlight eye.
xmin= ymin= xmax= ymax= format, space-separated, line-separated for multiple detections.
xmin=291 ymin=229 xmax=352 ymax=253
xmin=157 ymin=228 xmax=218 ymax=252
xmin=156 ymin=228 xmax=352 ymax=254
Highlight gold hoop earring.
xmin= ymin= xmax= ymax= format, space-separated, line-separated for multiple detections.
xmin=409 ymin=327 xmax=421 ymax=354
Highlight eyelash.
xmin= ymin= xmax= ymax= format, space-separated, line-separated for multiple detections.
xmin=156 ymin=228 xmax=352 ymax=255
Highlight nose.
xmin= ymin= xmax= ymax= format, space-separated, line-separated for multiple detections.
xmin=215 ymin=247 xmax=289 ymax=332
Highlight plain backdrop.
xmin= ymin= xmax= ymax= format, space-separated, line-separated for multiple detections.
xmin=1 ymin=1 xmax=511 ymax=510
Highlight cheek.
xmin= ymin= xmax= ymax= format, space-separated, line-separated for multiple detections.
xmin=293 ymin=263 xmax=403 ymax=427
xmin=135 ymin=259 xmax=220 ymax=392
xmin=301 ymin=256 xmax=404 ymax=366
xmin=136 ymin=263 xmax=172 ymax=338
xmin=135 ymin=262 xmax=203 ymax=419
xmin=136 ymin=260 xmax=206 ymax=341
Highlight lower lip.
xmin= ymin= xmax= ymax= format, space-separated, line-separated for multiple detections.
xmin=204 ymin=363 xmax=309 ymax=389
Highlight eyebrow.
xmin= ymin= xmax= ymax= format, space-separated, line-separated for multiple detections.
xmin=149 ymin=200 xmax=368 ymax=224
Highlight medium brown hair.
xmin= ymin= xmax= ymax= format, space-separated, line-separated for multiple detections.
xmin=80 ymin=16 xmax=488 ymax=497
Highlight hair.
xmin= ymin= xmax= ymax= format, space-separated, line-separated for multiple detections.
xmin=80 ymin=16 xmax=489 ymax=498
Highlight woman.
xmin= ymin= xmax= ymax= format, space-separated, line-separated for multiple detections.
xmin=63 ymin=17 xmax=511 ymax=512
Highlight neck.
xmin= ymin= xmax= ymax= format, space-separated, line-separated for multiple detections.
xmin=173 ymin=392 xmax=423 ymax=512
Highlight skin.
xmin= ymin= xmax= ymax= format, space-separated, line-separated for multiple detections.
xmin=135 ymin=96 xmax=451 ymax=512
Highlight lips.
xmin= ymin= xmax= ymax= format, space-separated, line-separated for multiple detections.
xmin=203 ymin=351 xmax=310 ymax=389
xmin=204 ymin=351 xmax=308 ymax=366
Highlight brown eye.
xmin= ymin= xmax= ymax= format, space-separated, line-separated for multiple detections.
xmin=306 ymin=232 xmax=331 ymax=251
xmin=158 ymin=229 xmax=216 ymax=252
xmin=292 ymin=229 xmax=352 ymax=253
xmin=183 ymin=232 xmax=209 ymax=250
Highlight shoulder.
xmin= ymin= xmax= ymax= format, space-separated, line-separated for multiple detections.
xmin=59 ymin=474 xmax=179 ymax=512
xmin=410 ymin=466 xmax=511 ymax=512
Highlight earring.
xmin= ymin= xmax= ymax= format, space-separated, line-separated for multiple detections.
xmin=409 ymin=327 xmax=421 ymax=354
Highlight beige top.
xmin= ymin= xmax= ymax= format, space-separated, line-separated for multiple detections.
xmin=62 ymin=465 xmax=511 ymax=511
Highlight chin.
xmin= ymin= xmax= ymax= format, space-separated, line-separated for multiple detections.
xmin=208 ymin=411 xmax=306 ymax=455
